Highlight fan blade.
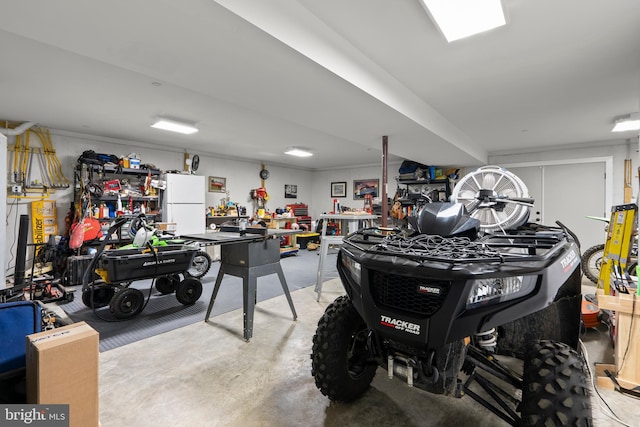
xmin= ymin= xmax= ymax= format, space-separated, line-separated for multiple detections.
xmin=456 ymin=190 xmax=477 ymax=201
xmin=481 ymin=173 xmax=496 ymax=190
xmin=473 ymin=209 xmax=491 ymax=226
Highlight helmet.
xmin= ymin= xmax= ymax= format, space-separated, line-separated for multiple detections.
xmin=129 ymin=214 xmax=153 ymax=247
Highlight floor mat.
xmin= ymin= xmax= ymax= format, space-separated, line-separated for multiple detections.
xmin=58 ymin=249 xmax=337 ymax=352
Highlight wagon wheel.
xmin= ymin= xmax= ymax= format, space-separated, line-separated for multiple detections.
xmin=81 ymin=280 xmax=115 ymax=309
xmin=109 ymin=288 xmax=145 ymax=319
xmin=175 ymin=277 xmax=203 ymax=305
xmin=155 ymin=274 xmax=180 ymax=294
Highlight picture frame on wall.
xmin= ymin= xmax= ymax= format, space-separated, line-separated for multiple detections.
xmin=353 ymin=179 xmax=379 ymax=199
xmin=208 ymin=176 xmax=226 ymax=193
xmin=285 ymin=184 xmax=298 ymax=199
xmin=331 ymin=181 xmax=347 ymax=198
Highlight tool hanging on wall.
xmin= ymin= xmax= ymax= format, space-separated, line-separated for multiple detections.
xmin=259 ymin=163 xmax=270 ymax=187
xmin=364 ymin=194 xmax=373 ymax=214
xmin=5 ymin=123 xmax=70 ymax=198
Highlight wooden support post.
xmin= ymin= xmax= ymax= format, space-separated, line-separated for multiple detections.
xmin=183 ymin=151 xmax=190 ymax=172
xmin=596 ymin=289 xmax=640 ymax=390
xmin=624 ymin=159 xmax=632 ymax=203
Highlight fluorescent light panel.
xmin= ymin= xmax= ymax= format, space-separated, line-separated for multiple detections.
xmin=151 ymin=117 xmax=198 ymax=135
xmin=612 ymin=113 xmax=640 ymax=132
xmin=284 ymin=148 xmax=313 ymax=157
xmin=421 ymin=0 xmax=507 ymax=42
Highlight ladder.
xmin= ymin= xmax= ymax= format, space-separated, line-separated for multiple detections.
xmin=598 ymin=203 xmax=637 ymax=294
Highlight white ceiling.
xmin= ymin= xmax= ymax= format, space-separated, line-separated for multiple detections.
xmin=0 ymin=0 xmax=638 ymax=171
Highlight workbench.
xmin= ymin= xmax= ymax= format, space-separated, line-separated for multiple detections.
xmin=206 ymin=215 xmax=249 ymax=230
xmin=182 ymin=228 xmax=298 ymax=341
xmin=595 ymin=288 xmax=640 ymax=392
xmin=314 ymin=213 xmax=377 ymax=301
xmin=260 ymin=216 xmax=297 ymax=229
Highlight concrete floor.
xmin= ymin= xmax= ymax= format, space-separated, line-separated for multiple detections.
xmin=91 ymin=276 xmax=639 ymax=427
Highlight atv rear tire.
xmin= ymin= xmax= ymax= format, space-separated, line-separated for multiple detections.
xmin=311 ymin=295 xmax=377 ymax=402
xmin=581 ymin=244 xmax=604 ymax=284
xmin=521 ymin=340 xmax=592 ymax=426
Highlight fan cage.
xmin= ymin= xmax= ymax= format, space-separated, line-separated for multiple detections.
xmin=451 ymin=166 xmax=530 ymax=233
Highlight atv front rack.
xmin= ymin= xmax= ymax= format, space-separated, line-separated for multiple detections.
xmin=342 ymin=226 xmax=571 ymax=266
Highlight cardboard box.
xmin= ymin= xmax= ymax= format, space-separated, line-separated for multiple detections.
xmin=155 ymin=222 xmax=177 ymax=232
xmin=27 ymin=322 xmax=99 ymax=427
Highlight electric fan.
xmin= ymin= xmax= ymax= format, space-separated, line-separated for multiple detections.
xmin=451 ymin=166 xmax=533 ymax=233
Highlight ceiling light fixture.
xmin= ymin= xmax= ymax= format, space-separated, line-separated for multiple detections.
xmin=420 ymin=0 xmax=507 ymax=43
xmin=151 ymin=117 xmax=198 ymax=135
xmin=612 ymin=113 xmax=640 ymax=132
xmin=284 ymin=147 xmax=313 ymax=157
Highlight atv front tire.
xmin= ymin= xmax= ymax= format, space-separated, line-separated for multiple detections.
xmin=581 ymin=244 xmax=604 ymax=284
xmin=521 ymin=340 xmax=592 ymax=426
xmin=311 ymin=295 xmax=377 ymax=402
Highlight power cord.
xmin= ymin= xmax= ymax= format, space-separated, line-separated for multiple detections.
xmin=5 ymin=198 xmax=20 ymax=273
xmin=617 ymin=293 xmax=636 ymax=375
xmin=579 ymin=340 xmax=632 ymax=426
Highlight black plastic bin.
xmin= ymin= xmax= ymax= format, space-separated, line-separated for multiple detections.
xmin=97 ymin=245 xmax=198 ymax=283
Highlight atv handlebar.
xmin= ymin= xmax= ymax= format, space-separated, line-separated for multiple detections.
xmin=494 ymin=197 xmax=535 ymax=206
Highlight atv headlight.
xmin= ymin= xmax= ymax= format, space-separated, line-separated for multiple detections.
xmin=340 ymin=252 xmax=361 ymax=284
xmin=466 ymin=276 xmax=535 ymax=309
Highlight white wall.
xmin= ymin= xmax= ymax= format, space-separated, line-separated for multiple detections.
xmin=5 ymin=126 xmax=636 ymax=277
xmin=310 ymin=161 xmax=403 ymax=219
xmin=0 ymin=133 xmax=7 ymax=289
xmin=198 ymin=154 xmax=313 ymax=215
xmin=488 ymin=139 xmax=636 ymax=209
xmin=3 ymin=129 xmax=313 ymax=274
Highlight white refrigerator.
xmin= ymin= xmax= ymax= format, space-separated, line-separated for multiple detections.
xmin=161 ymin=174 xmax=206 ymax=236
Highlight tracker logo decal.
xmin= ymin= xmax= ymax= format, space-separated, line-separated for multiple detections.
xmin=418 ymin=285 xmax=440 ymax=295
xmin=380 ymin=315 xmax=420 ymax=335
xmin=560 ymin=249 xmax=578 ymax=273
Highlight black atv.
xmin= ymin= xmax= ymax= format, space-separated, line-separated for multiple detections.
xmin=311 ymin=166 xmax=592 ymax=426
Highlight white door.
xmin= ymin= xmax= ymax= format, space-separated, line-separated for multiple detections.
xmin=508 ymin=162 xmax=606 ymax=250
xmin=508 ymin=166 xmax=543 ymax=225
xmin=544 ymin=163 xmax=606 ymax=250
